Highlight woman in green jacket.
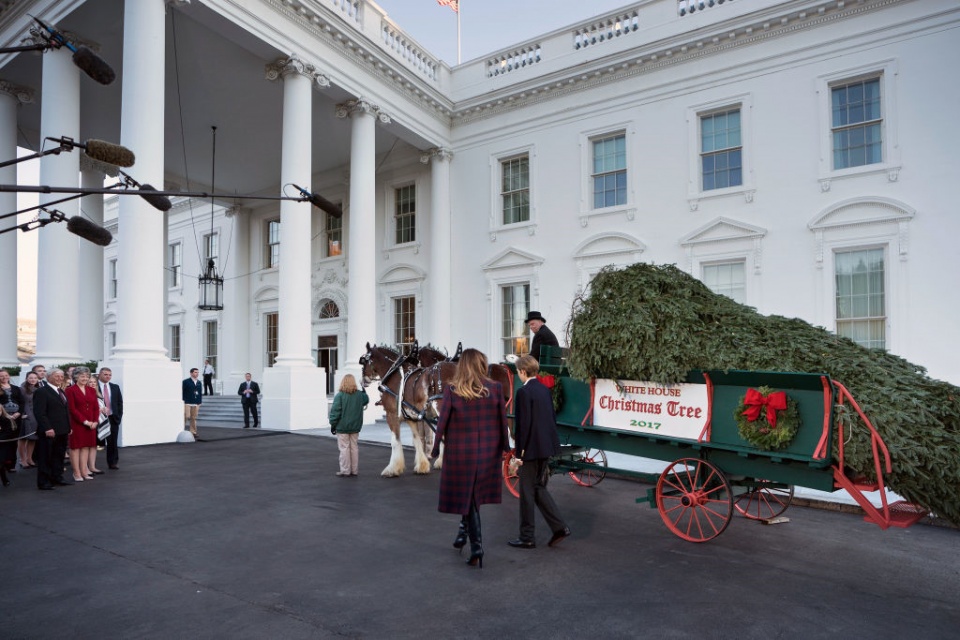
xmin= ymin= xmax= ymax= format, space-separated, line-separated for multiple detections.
xmin=328 ymin=374 xmax=369 ymax=477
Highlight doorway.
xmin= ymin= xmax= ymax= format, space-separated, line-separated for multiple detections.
xmin=317 ymin=335 xmax=338 ymax=394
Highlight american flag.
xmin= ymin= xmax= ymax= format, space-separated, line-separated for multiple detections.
xmin=437 ymin=0 xmax=459 ymax=13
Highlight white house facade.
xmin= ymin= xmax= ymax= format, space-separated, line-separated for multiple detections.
xmin=2 ymin=0 xmax=957 ymax=446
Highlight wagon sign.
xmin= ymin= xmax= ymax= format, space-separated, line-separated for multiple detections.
xmin=593 ymin=379 xmax=709 ymax=441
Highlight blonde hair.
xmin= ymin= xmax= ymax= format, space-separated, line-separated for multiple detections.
xmin=451 ymin=348 xmax=490 ymax=400
xmin=516 ymin=354 xmax=540 ymax=377
xmin=339 ymin=374 xmax=359 ymax=394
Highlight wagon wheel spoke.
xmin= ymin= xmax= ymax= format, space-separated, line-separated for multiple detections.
xmin=502 ymin=453 xmax=520 ymax=499
xmin=568 ymin=448 xmax=608 ymax=487
xmin=655 ymin=458 xmax=733 ymax=543
xmin=734 ymin=480 xmax=794 ymax=520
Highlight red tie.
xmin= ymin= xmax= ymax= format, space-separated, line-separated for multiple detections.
xmin=103 ymin=384 xmax=111 ymax=416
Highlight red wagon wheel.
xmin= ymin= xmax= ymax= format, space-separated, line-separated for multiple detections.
xmin=655 ymin=458 xmax=733 ymax=543
xmin=502 ymin=452 xmax=520 ymax=499
xmin=568 ymin=448 xmax=607 ymax=487
xmin=734 ymin=481 xmax=794 ymax=520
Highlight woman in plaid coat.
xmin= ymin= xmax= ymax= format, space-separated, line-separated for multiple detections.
xmin=431 ymin=348 xmax=510 ymax=568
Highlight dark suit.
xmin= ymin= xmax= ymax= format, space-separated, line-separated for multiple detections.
xmin=530 ymin=324 xmax=559 ymax=362
xmin=32 ymin=384 xmax=71 ymax=488
xmin=237 ymin=380 xmax=261 ymax=428
xmin=513 ymin=377 xmax=567 ymax=542
xmin=98 ymin=381 xmax=123 ymax=467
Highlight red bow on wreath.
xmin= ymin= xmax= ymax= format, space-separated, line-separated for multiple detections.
xmin=537 ymin=374 xmax=556 ymax=390
xmin=743 ymin=388 xmax=787 ymax=427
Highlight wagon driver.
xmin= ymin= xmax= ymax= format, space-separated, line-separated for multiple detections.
xmin=525 ymin=311 xmax=559 ymax=362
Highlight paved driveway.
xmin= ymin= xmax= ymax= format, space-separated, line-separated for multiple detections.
xmin=2 ymin=429 xmax=957 ymax=639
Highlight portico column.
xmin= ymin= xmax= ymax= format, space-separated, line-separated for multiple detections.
xmin=35 ymin=46 xmax=81 ymax=364
xmin=0 ymin=82 xmax=32 ymax=367
xmin=261 ymin=56 xmax=329 ymax=430
xmin=422 ymin=147 xmax=453 ymax=350
xmin=104 ymin=0 xmax=182 ymax=446
xmin=337 ymin=99 xmax=389 ymax=367
xmin=79 ymin=158 xmax=109 ymax=361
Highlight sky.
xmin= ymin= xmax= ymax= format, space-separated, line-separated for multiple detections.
xmin=373 ymin=0 xmax=633 ymax=65
xmin=15 ymin=0 xmax=632 ymax=321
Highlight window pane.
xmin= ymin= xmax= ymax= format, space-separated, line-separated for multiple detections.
xmin=700 ymin=109 xmax=743 ymax=191
xmin=501 ymin=155 xmax=530 ymax=224
xmin=835 ymin=248 xmax=885 ymax=349
xmin=831 ymin=78 xmax=883 ymax=170
xmin=501 ymin=283 xmax=530 ymax=358
xmin=703 ymin=261 xmax=746 ymax=304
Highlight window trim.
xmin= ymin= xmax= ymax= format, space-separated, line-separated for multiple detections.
xmin=203 ymin=230 xmax=219 ymax=263
xmin=489 ymin=144 xmax=536 ymax=239
xmin=830 ymin=244 xmax=888 ymax=350
xmin=378 ymin=264 xmax=425 ymax=348
xmin=686 ymin=94 xmax=754 ymax=205
xmin=169 ymin=324 xmax=181 ymax=362
xmin=382 ymin=175 xmax=422 ymax=253
xmin=481 ymin=246 xmax=544 ymax=358
xmin=108 ymin=258 xmax=118 ymax=300
xmin=264 ymin=311 xmax=279 ymax=368
xmin=700 ymin=258 xmax=748 ymax=306
xmin=265 ymin=218 xmax=281 ymax=269
xmin=392 ymin=295 xmax=417 ymax=354
xmin=817 ymin=59 xmax=901 ymax=189
xmin=168 ymin=241 xmax=182 ymax=290
xmin=579 ymin=124 xmax=635 ymax=223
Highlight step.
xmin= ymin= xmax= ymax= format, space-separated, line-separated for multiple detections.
xmin=877 ymin=501 xmax=929 ymax=528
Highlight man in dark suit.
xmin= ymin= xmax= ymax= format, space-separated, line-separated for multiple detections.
xmin=182 ymin=368 xmax=203 ymax=437
xmin=97 ymin=368 xmax=123 ymax=469
xmin=32 ymin=368 xmax=72 ymax=490
xmin=237 ymin=373 xmax=261 ymax=428
xmin=525 ymin=311 xmax=559 ymax=362
xmin=508 ymin=355 xmax=570 ymax=549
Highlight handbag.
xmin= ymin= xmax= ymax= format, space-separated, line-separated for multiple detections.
xmin=97 ymin=418 xmax=111 ymax=440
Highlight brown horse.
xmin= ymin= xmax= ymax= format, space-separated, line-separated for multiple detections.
xmin=360 ymin=343 xmax=457 ymax=476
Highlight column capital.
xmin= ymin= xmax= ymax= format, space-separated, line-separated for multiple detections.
xmin=420 ymin=147 xmax=453 ymax=164
xmin=335 ymin=98 xmax=391 ymax=124
xmin=224 ymin=205 xmax=244 ymax=218
xmin=265 ymin=55 xmax=331 ymax=88
xmin=0 ymin=80 xmax=34 ymax=105
xmin=79 ymin=153 xmax=120 ymax=177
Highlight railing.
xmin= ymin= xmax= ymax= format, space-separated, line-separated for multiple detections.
xmin=328 ymin=0 xmax=362 ymax=24
xmin=573 ymin=10 xmax=640 ymax=50
xmin=678 ymin=0 xmax=735 ymax=18
xmin=487 ymin=44 xmax=542 ymax=77
xmin=381 ymin=23 xmax=439 ymax=82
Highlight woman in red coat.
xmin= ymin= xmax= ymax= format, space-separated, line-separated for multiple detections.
xmin=66 ymin=367 xmax=101 ymax=482
xmin=430 ymin=348 xmax=510 ymax=568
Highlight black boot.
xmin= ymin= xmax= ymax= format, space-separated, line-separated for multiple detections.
xmin=0 ymin=465 xmax=8 ymax=487
xmin=453 ymin=516 xmax=468 ymax=551
xmin=466 ymin=506 xmax=483 ymax=568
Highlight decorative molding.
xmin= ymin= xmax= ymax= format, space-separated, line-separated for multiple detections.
xmin=265 ymin=55 xmax=331 ymax=88
xmin=0 ymin=80 xmax=34 ymax=104
xmin=224 ymin=206 xmax=244 ymax=218
xmin=419 ymin=147 xmax=453 ymax=164
xmin=681 ymin=216 xmax=767 ymax=275
xmin=808 ymin=196 xmax=915 ymax=268
xmin=481 ymin=247 xmax=544 ymax=273
xmin=335 ymin=98 xmax=392 ymax=124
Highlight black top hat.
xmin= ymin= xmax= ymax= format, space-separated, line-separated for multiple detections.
xmin=524 ymin=311 xmax=546 ymax=324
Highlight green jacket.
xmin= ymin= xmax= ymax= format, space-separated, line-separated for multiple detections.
xmin=328 ymin=389 xmax=369 ymax=434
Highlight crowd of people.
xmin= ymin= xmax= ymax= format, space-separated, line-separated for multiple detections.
xmin=0 ymin=364 xmax=122 ymax=491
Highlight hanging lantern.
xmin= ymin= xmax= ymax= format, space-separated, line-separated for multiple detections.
xmin=198 ymin=257 xmax=223 ymax=310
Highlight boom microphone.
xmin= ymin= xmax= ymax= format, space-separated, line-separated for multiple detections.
xmin=66 ymin=216 xmax=113 ymax=246
xmin=46 ymin=136 xmax=135 ymax=168
xmin=136 ymin=184 xmax=172 ymax=212
xmin=291 ymin=184 xmax=343 ymax=218
xmin=31 ymin=16 xmax=116 ymax=85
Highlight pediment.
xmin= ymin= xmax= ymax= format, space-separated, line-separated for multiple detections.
xmin=573 ymin=232 xmax=646 ymax=259
xmin=481 ymin=247 xmax=544 ymax=272
xmin=165 ymin=303 xmax=186 ymax=317
xmin=253 ymin=285 xmax=279 ymax=302
xmin=379 ymin=263 xmax=426 ymax=284
xmin=681 ymin=217 xmax=766 ymax=246
xmin=808 ymin=197 xmax=915 ymax=230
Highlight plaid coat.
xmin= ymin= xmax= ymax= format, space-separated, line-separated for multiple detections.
xmin=431 ymin=380 xmax=510 ymax=515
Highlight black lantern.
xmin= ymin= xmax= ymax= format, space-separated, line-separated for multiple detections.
xmin=198 ymin=257 xmax=223 ymax=310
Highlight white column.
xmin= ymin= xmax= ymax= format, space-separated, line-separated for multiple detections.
xmin=261 ymin=56 xmax=328 ymax=430
xmin=423 ymin=148 xmax=453 ymax=350
xmin=35 ymin=47 xmax=81 ymax=364
xmin=105 ymin=0 xmax=181 ymax=447
xmin=79 ymin=161 xmax=105 ymax=362
xmin=0 ymin=82 xmax=31 ymax=366
xmin=224 ymin=205 xmax=250 ymax=390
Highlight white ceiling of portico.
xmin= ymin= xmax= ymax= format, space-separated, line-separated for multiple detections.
xmin=2 ymin=0 xmax=432 ymax=201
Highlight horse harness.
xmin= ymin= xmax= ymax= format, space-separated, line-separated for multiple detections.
xmin=363 ymin=349 xmax=446 ymax=429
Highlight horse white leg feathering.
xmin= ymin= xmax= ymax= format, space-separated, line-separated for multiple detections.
xmin=380 ymin=419 xmax=406 ymax=477
xmin=411 ymin=421 xmax=431 ymax=474
xmin=433 ymin=442 xmax=444 ymax=470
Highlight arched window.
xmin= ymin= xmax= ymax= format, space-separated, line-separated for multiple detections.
xmin=319 ymin=300 xmax=340 ymax=319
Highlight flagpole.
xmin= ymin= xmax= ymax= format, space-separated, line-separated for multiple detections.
xmin=457 ymin=0 xmax=461 ymax=65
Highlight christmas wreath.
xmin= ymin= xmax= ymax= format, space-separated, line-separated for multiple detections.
xmin=537 ymin=373 xmax=564 ymax=413
xmin=734 ymin=386 xmax=800 ymax=451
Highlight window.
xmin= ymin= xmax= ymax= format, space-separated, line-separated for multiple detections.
xmin=108 ymin=332 xmax=116 ymax=350
xmin=501 ymin=283 xmax=530 ymax=358
xmin=325 ymin=213 xmax=342 ymax=258
xmin=700 ymin=109 xmax=742 ymax=191
xmin=393 ymin=296 xmax=416 ymax=354
xmin=835 ymin=248 xmax=885 ymax=349
xmin=702 ymin=261 xmax=746 ymax=304
xmin=832 ymin=78 xmax=882 ymax=170
xmin=394 ymin=185 xmax=416 ymax=244
xmin=204 ymin=320 xmax=218 ymax=371
xmin=203 ymin=232 xmax=219 ymax=262
xmin=591 ymin=134 xmax=627 ymax=209
xmin=168 ymin=243 xmax=181 ymax=288
xmin=501 ymin=155 xmax=530 ymax=224
xmin=169 ymin=324 xmax=181 ymax=361
xmin=266 ymin=220 xmax=280 ymax=268
xmin=108 ymin=259 xmax=118 ymax=299
xmin=319 ymin=300 xmax=340 ymax=319
xmin=265 ymin=312 xmax=279 ymax=367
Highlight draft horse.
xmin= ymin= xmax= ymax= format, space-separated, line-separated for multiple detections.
xmin=360 ymin=343 xmax=457 ymax=477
